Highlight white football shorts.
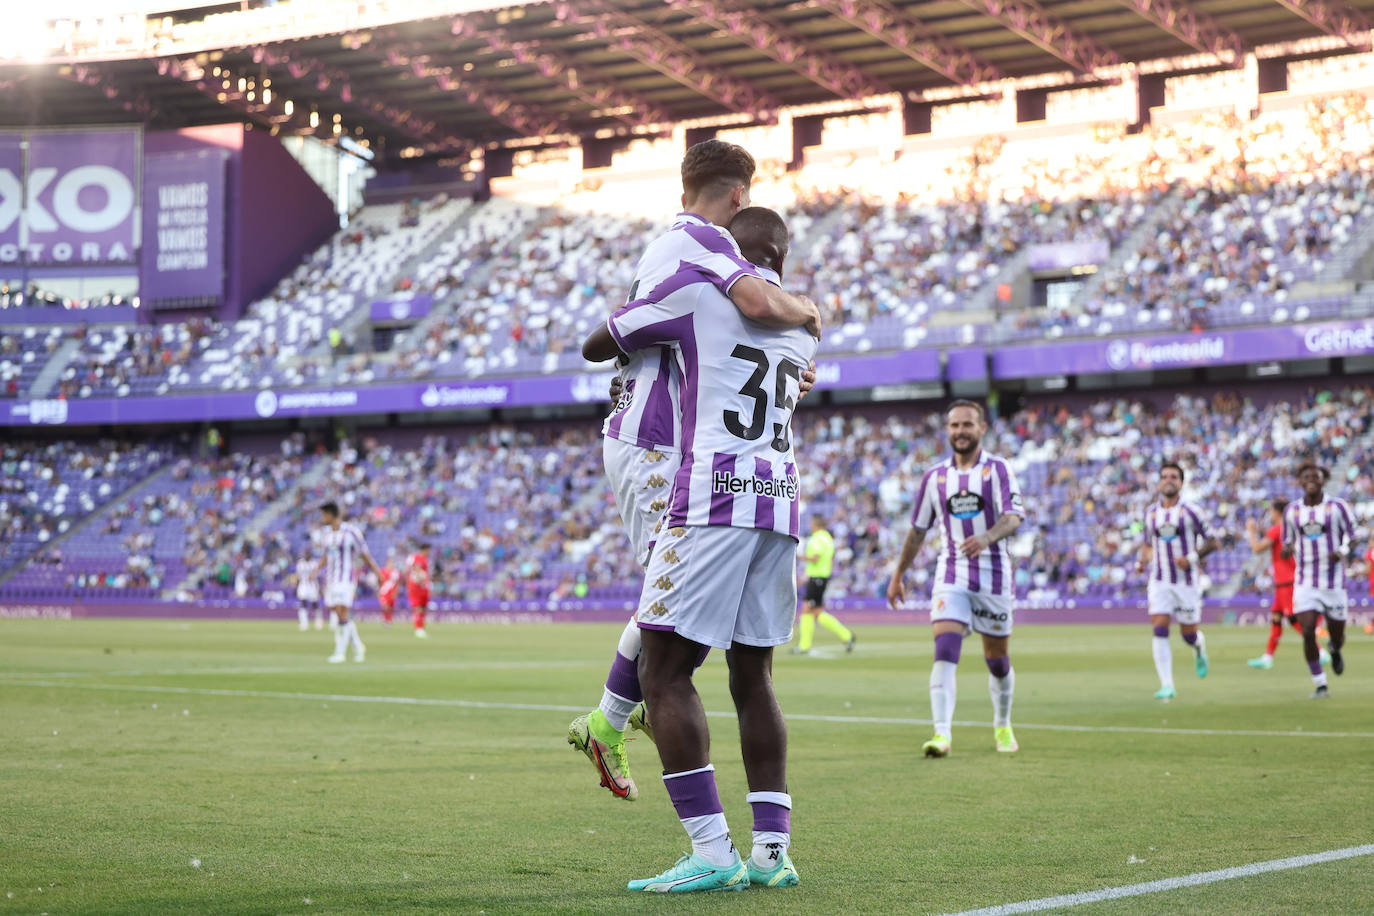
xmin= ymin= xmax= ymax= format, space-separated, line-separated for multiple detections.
xmin=603 ymin=436 xmax=679 ymax=568
xmin=1147 ymin=580 xmax=1201 ymax=625
xmin=324 ymin=581 xmax=357 ymax=610
xmin=1293 ymin=584 xmax=1349 ymax=622
xmin=296 ymin=581 xmax=320 ymax=603
xmin=931 ymin=585 xmax=1015 ymax=637
xmin=636 ymin=524 xmax=798 ymax=650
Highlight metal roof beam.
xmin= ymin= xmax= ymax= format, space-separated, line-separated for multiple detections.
xmin=156 ymin=56 xmax=287 ymax=133
xmin=253 ymin=47 xmax=467 ymax=150
xmin=663 ymin=0 xmax=893 ymax=99
xmin=555 ymin=0 xmax=784 ymax=118
xmin=1113 ymin=0 xmax=1249 ymax=62
xmin=378 ymin=42 xmax=572 ymax=139
xmin=814 ymin=0 xmax=1002 ymax=87
xmin=451 ymin=19 xmax=670 ymax=129
xmin=1268 ymin=0 xmax=1372 ymax=50
xmin=957 ymin=0 xmax=1121 ymax=74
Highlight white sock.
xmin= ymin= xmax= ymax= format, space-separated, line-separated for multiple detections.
xmin=929 ymin=660 xmax=957 ymax=737
xmin=1313 ymin=670 xmax=1328 ymax=688
xmin=298 ymin=609 xmax=309 ymax=628
xmin=1152 ymin=636 xmax=1173 ymax=689
xmin=1261 ymin=653 xmax=1274 ymax=662
xmin=346 ymin=621 xmax=364 ymax=651
xmin=680 ymin=813 xmax=736 ymax=867
xmin=333 ymin=624 xmax=348 ymax=656
xmin=989 ymin=668 xmax=1015 ymax=729
xmin=599 ymin=689 xmax=638 ymax=732
xmin=616 ymin=618 xmax=642 ymax=658
xmin=1191 ymin=630 xmax=1207 ymax=657
xmin=746 ymin=790 xmax=792 ymax=869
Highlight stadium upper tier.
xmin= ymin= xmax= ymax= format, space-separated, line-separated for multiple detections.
xmin=2 ymin=384 xmax=1371 ymax=610
xmin=4 ymin=99 xmax=1374 ymax=404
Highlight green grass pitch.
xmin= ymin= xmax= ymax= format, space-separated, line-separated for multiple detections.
xmin=2 ymin=619 xmax=1372 ymax=915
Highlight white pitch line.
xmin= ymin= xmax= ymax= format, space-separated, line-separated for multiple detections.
xmin=7 ymin=680 xmax=1374 ymax=739
xmin=0 ymin=659 xmax=601 ymax=679
xmin=938 ymin=844 xmax=1374 ymax=915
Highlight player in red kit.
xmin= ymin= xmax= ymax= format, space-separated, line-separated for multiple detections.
xmin=1247 ymin=498 xmax=1328 ymax=669
xmin=406 ymin=542 xmax=432 ymax=639
xmin=378 ymin=562 xmax=401 ymax=625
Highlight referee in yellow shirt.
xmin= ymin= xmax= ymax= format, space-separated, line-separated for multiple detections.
xmin=793 ymin=515 xmax=856 ymax=655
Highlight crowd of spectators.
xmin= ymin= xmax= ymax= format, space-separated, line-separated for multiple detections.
xmin=4 ymin=384 xmax=1370 ymax=609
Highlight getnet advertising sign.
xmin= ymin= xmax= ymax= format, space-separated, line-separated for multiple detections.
xmin=0 ymin=128 xmax=140 ymax=266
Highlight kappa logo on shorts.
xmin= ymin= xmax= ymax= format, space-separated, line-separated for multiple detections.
xmin=641 ymin=450 xmax=668 ymax=463
xmin=649 ymin=498 xmax=667 ymax=513
xmin=660 ymin=548 xmax=682 ymax=565
xmin=669 ymin=526 xmax=687 ymax=538
xmin=646 ymin=474 xmax=669 ymax=489
xmin=934 ymin=599 xmax=945 ymax=611
xmin=653 ymin=575 xmax=674 ymax=591
xmin=643 ymin=600 xmax=669 ymax=618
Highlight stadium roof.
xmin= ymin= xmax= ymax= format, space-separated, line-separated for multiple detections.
xmin=2 ymin=0 xmax=1374 ymax=160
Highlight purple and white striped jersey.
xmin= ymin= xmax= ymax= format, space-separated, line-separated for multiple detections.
xmin=910 ymin=452 xmax=1025 ymax=597
xmin=607 ymin=265 xmax=816 ymax=540
xmin=1142 ymin=502 xmax=1212 ymax=587
xmin=1283 ymin=496 xmax=1356 ymax=590
xmin=601 ymin=213 xmax=766 ymax=452
xmin=321 ymin=522 xmax=370 ymax=587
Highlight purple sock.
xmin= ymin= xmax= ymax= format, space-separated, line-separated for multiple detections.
xmin=934 ymin=631 xmax=963 ymax=664
xmin=1309 ymin=659 xmax=1323 ymax=676
xmin=605 ymin=652 xmax=642 ymax=703
xmin=663 ymin=768 xmax=724 ymax=819
xmin=985 ymin=655 xmax=1011 ymax=679
xmin=1152 ymin=624 xmax=1169 ymax=638
xmin=1181 ymin=632 xmax=1198 ymax=646
xmin=751 ymin=801 xmax=790 ymax=834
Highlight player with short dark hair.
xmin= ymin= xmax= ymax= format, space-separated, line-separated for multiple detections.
xmin=567 ymin=142 xmax=821 ymax=809
xmin=792 ymin=515 xmax=855 ymax=655
xmin=582 ymin=204 xmax=817 ymax=892
xmin=887 ymin=400 xmax=1026 ymax=757
xmin=313 ymin=501 xmax=382 ymax=664
xmin=1137 ymin=463 xmax=1218 ymax=700
xmin=1245 ymin=497 xmax=1324 ymax=669
xmin=1283 ymin=463 xmax=1358 ymax=698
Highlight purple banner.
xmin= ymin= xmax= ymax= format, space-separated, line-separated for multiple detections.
xmin=992 ymin=318 xmax=1374 ymax=378
xmin=140 ymin=150 xmax=226 ymax=301
xmin=3 ymin=129 xmax=140 ymax=267
xmin=0 ymin=305 xmax=138 ymax=326
xmin=1025 ymin=238 xmax=1108 ymax=272
xmin=945 ymin=347 xmax=987 ymax=380
xmin=812 ymin=350 xmax=940 ymax=389
xmin=370 ymin=294 xmax=433 ymax=322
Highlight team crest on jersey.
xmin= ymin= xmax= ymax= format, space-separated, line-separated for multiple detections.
xmin=982 ymin=466 xmax=993 ymax=479
xmin=669 ymin=526 xmax=687 ymax=538
xmin=1301 ymin=520 xmax=1326 ymax=540
xmin=660 ymin=548 xmax=681 ymax=565
xmin=946 ymin=489 xmax=984 ymax=520
xmin=653 ymin=575 xmax=674 ymax=591
xmin=1156 ymin=523 xmax=1179 ymax=541
xmin=643 ymin=600 xmax=669 ymax=619
xmin=650 ymin=498 xmax=667 ymax=513
xmin=641 ymin=450 xmax=668 ymax=464
xmin=646 ymin=474 xmax=668 ymax=489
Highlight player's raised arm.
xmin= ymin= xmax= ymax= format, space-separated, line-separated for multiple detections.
xmin=1245 ymin=517 xmax=1275 ymax=555
xmin=728 ymin=276 xmax=822 ymax=338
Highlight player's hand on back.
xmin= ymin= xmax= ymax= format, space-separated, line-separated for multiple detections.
xmin=798 ymin=362 xmax=817 ymax=400
xmin=801 ymin=296 xmax=823 ymax=340
xmin=608 ymin=376 xmax=624 ymax=403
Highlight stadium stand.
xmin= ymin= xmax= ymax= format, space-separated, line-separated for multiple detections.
xmin=3 ymin=385 xmax=1370 ymax=610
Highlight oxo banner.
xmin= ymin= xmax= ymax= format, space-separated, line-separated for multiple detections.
xmin=0 ymin=128 xmax=140 ymax=266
